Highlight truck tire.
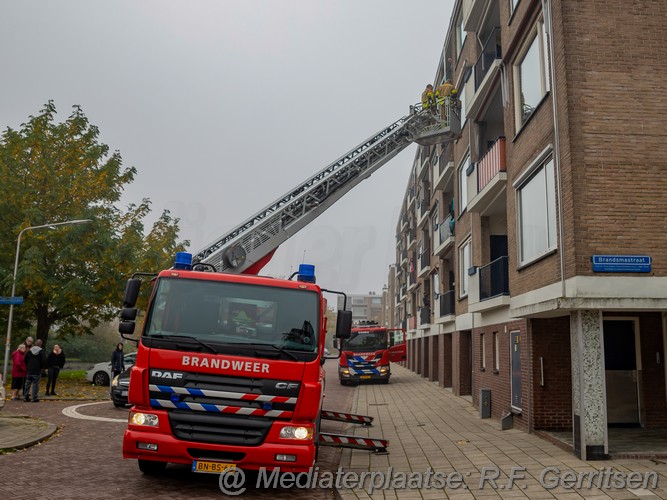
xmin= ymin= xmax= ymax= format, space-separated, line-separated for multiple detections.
xmin=138 ymin=459 xmax=167 ymax=475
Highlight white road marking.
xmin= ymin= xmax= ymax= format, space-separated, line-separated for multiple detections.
xmin=62 ymin=401 xmax=127 ymax=423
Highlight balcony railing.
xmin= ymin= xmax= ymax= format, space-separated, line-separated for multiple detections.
xmin=400 ymin=285 xmax=407 ymax=298
xmin=419 ymin=196 xmax=429 ymax=218
xmin=419 ymin=306 xmax=431 ymax=325
xmin=420 ymin=249 xmax=430 ymax=270
xmin=479 ymin=256 xmax=509 ymax=301
xmin=474 ymin=27 xmax=502 ymax=90
xmin=477 ymin=137 xmax=506 ymax=192
xmin=438 ymin=214 xmax=454 ymax=245
xmin=408 ymin=268 xmax=416 ymax=287
xmin=439 ymin=290 xmax=455 ymax=316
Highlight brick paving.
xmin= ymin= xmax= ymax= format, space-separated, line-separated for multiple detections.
xmin=336 ymin=364 xmax=667 ymax=499
xmin=0 ymin=359 xmax=354 ymax=499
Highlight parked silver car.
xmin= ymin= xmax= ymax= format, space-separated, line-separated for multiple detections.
xmin=85 ymin=352 xmax=137 ymax=386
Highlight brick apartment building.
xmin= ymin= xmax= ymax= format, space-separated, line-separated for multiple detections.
xmin=391 ymin=0 xmax=667 ymax=460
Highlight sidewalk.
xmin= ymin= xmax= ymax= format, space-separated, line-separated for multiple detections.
xmin=0 ymin=413 xmax=58 ymax=450
xmin=335 ymin=364 xmax=667 ymax=499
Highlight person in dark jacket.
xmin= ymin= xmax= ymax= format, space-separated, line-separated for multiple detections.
xmin=111 ymin=343 xmax=125 ymax=379
xmin=46 ymin=344 xmax=66 ymax=396
xmin=24 ymin=339 xmax=47 ymax=402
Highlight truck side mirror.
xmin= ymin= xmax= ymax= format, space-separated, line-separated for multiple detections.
xmin=335 ymin=310 xmax=352 ymax=339
xmin=120 ymin=307 xmax=137 ymax=321
xmin=119 ymin=321 xmax=136 ymax=335
xmin=123 ymin=278 xmax=142 ymax=308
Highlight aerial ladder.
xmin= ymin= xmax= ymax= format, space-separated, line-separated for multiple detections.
xmin=192 ymin=100 xmax=460 ymax=274
xmin=189 ymin=100 xmax=459 ymax=455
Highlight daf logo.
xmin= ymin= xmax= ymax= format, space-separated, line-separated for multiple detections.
xmin=152 ymin=370 xmax=184 ymax=380
xmin=275 ymin=382 xmax=299 ymax=390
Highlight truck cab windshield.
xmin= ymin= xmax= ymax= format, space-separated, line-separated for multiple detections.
xmin=343 ymin=330 xmax=387 ymax=352
xmin=144 ymin=277 xmax=319 ymax=354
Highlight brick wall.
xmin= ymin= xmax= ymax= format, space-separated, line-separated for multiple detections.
xmin=530 ymin=316 xmax=572 ymax=431
xmin=429 ymin=335 xmax=440 ymax=382
xmin=638 ymin=313 xmax=667 ymax=427
xmin=440 ymin=333 xmax=453 ymax=388
xmin=472 ymin=320 xmax=529 ymax=430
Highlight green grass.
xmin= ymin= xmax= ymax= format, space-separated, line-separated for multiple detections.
xmin=58 ymin=369 xmax=86 ymax=381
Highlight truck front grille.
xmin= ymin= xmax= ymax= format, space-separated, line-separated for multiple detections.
xmin=169 ymin=411 xmax=271 ymax=446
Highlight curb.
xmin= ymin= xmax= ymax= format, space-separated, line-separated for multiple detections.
xmin=0 ymin=415 xmax=58 ymax=451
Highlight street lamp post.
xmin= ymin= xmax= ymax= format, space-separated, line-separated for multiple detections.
xmin=2 ymin=219 xmax=92 ymax=383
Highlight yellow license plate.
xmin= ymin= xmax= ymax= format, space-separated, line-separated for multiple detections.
xmin=192 ymin=460 xmax=236 ymax=474
xmin=360 ymin=375 xmax=371 ymax=379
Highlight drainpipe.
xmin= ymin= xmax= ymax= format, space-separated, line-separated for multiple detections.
xmin=542 ymin=0 xmax=566 ymax=299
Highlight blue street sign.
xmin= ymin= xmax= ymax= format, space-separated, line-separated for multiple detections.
xmin=0 ymin=296 xmax=24 ymax=305
xmin=592 ymin=255 xmax=651 ymax=273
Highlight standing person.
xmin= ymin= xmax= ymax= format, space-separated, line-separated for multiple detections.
xmin=10 ymin=344 xmax=27 ymax=400
xmin=436 ymin=79 xmax=456 ymax=123
xmin=24 ymin=339 xmax=46 ymax=402
xmin=24 ymin=336 xmax=34 ymax=351
xmin=46 ymin=344 xmax=66 ymax=396
xmin=421 ymin=84 xmax=435 ymax=111
xmin=111 ymin=343 xmax=125 ymax=380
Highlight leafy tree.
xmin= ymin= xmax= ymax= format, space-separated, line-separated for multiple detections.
xmin=0 ymin=102 xmax=188 ymax=348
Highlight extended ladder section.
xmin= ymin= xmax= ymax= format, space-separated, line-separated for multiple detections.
xmin=193 ymin=107 xmax=434 ymax=273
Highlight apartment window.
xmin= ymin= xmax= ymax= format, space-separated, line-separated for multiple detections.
xmin=371 ymin=297 xmax=382 ymax=306
xmin=514 ymin=19 xmax=550 ymax=128
xmin=493 ymin=332 xmax=499 ymax=371
xmin=517 ymin=156 xmax=557 ymax=264
xmin=481 ymin=333 xmax=486 ymax=370
xmin=455 ymin=8 xmax=466 ymax=58
xmin=460 ymin=70 xmax=474 ymax=124
xmin=458 ymin=152 xmax=471 ymax=214
xmin=433 ymin=272 xmax=440 ymax=300
xmin=459 ymin=239 xmax=471 ymax=298
xmin=510 ymin=0 xmax=520 ymax=14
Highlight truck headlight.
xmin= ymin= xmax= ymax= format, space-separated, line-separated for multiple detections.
xmin=379 ymin=366 xmax=389 ymax=374
xmin=130 ymin=411 xmax=159 ymax=427
xmin=279 ymin=426 xmax=313 ymax=440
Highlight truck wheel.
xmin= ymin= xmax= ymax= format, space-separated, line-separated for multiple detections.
xmin=138 ymin=459 xmax=167 ymax=475
xmin=380 ymin=379 xmax=390 ymax=384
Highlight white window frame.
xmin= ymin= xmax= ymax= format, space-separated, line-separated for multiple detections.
xmin=516 ymin=155 xmax=557 ymax=265
xmin=481 ymin=333 xmax=486 ymax=370
xmin=457 ymin=152 xmax=471 ymax=215
xmin=459 ymin=238 xmax=472 ymax=298
xmin=493 ymin=332 xmax=500 ymax=371
xmin=513 ymin=18 xmax=550 ymax=130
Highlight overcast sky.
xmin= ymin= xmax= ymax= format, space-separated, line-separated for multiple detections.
xmin=1 ymin=1 xmax=452 ymax=296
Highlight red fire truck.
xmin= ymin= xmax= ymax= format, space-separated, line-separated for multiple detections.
xmin=117 ymin=102 xmax=444 ymax=475
xmin=338 ymin=322 xmax=405 ymax=385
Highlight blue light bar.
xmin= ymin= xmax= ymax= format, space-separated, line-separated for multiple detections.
xmin=297 ymin=264 xmax=316 ymax=283
xmin=173 ymin=252 xmax=193 ymax=270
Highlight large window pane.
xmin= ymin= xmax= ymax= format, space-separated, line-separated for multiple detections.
xmin=518 ymin=157 xmax=556 ymax=264
xmin=519 ymin=35 xmax=541 ymax=123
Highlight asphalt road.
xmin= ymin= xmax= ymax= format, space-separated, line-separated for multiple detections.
xmin=0 ymin=359 xmax=355 ymax=499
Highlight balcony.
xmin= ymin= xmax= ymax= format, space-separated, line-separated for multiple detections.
xmin=470 ymin=256 xmax=510 ymax=313
xmin=400 ymin=248 xmax=408 ymax=265
xmin=418 ymin=248 xmax=431 ymax=278
xmin=418 ymin=306 xmax=431 ymax=327
xmin=408 ymin=268 xmax=417 ymax=290
xmin=408 ymin=315 xmax=417 ymax=332
xmin=400 ymin=285 xmax=407 ymax=299
xmin=464 ymin=0 xmax=489 ymax=31
xmin=467 ymin=27 xmax=502 ymax=120
xmin=407 ymin=227 xmax=417 ymax=250
xmin=468 ymin=137 xmax=507 ymax=215
xmin=407 ymin=185 xmax=415 ymax=208
xmin=414 ymin=98 xmax=462 ymax=146
xmin=433 ymin=214 xmax=455 ymax=256
xmin=433 ymin=160 xmax=455 ymax=193
xmin=417 ymin=196 xmax=430 ymax=227
xmin=435 ymin=290 xmax=456 ymax=324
